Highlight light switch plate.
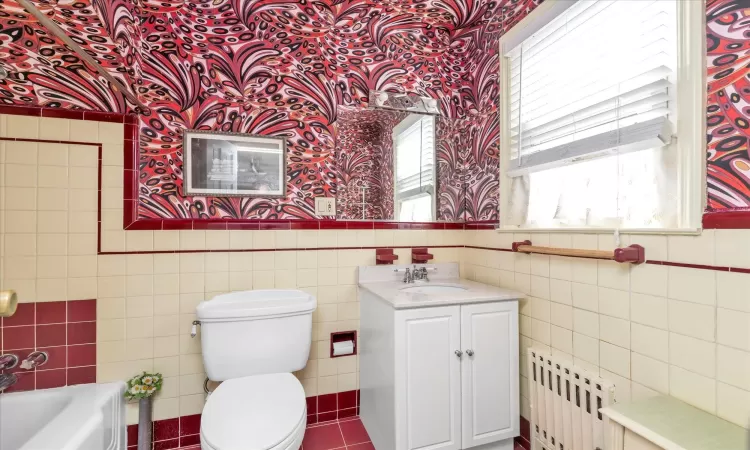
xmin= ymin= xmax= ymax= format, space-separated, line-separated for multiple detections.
xmin=315 ymin=197 xmax=336 ymax=216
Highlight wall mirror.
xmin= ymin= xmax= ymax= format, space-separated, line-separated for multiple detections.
xmin=336 ymin=90 xmax=464 ymax=223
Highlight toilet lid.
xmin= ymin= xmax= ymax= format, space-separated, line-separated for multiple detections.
xmin=201 ymin=373 xmax=306 ymax=450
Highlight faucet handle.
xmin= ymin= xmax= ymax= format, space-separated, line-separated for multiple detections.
xmin=0 ymin=354 xmax=18 ymax=370
xmin=19 ymin=351 xmax=47 ymax=370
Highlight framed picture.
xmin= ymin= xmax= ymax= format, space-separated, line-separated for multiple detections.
xmin=183 ymin=129 xmax=287 ymax=197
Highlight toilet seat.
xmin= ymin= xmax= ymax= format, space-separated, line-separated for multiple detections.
xmin=200 ymin=373 xmax=307 ymax=450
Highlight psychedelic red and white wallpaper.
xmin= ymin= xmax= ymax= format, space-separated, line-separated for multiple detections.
xmin=1 ymin=0 xmax=749 ymax=219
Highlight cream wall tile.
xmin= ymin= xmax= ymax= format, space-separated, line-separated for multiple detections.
xmin=573 ymin=308 xmax=599 ymax=339
xmin=36 ymin=278 xmax=67 ymax=301
xmin=253 ymin=271 xmax=275 ymax=289
xmin=717 ymin=383 xmax=750 ymax=428
xmin=5 ymin=210 xmax=36 ymax=233
xmin=531 ymin=319 xmax=550 ymax=345
xmin=571 ymin=259 xmax=597 ymax=285
xmin=630 ymin=264 xmax=667 ymax=297
xmin=667 ymin=266 xmax=716 ymax=306
xmin=667 ymin=231 xmax=715 ymax=265
xmin=153 ymin=231 xmax=180 ymax=251
xmin=4 ymin=234 xmax=36 ymax=256
xmin=205 ymin=230 xmax=229 ymax=250
xmin=229 ymin=230 xmax=254 ymax=250
xmin=597 ymin=261 xmax=629 ymax=291
xmin=154 ymin=295 xmax=180 ymax=316
xmin=550 ymin=325 xmax=573 ymax=354
xmin=529 ymin=275 xmax=550 ymax=300
xmin=97 ymin=297 xmax=126 ymax=320
xmin=598 ymin=288 xmax=629 ymax=320
xmin=668 ymin=300 xmax=715 ymax=342
xmin=4 ymin=187 xmax=36 ymax=210
xmin=514 ymin=253 xmax=530 ymax=274
xmin=669 ymin=365 xmax=716 ymax=414
xmin=179 ymin=230 xmax=206 ymax=251
xmin=205 ymin=253 xmax=229 ymax=272
xmin=571 ymin=282 xmax=598 ymax=312
xmin=39 ymin=117 xmax=70 ymax=140
xmin=599 ymin=315 xmax=630 ymax=349
xmin=38 ymin=188 xmax=67 ymax=211
xmin=717 ymin=308 xmax=750 ymax=351
xmin=549 ymin=279 xmax=572 ymax=305
xmin=669 ymin=333 xmax=715 ymax=378
xmin=68 ymin=119 xmax=98 ymax=142
xmin=600 ymin=341 xmax=630 ymax=378
xmin=549 ymin=256 xmax=573 ymax=281
xmin=126 ymin=231 xmax=153 ymax=252
xmin=550 ymin=302 xmax=572 ymax=329
xmin=37 ymin=143 xmax=68 ymax=166
xmin=631 ymin=323 xmax=669 ymax=362
xmin=715 ymin=230 xmax=750 ymax=269
xmin=631 ymin=353 xmax=668 ymax=394
xmin=228 ymin=253 xmax=253 ymax=272
xmin=717 ymin=345 xmax=750 ymax=391
xmin=180 ymin=395 xmax=206 ymax=416
xmin=179 ymin=253 xmax=204 ymax=273
xmin=67 ymin=277 xmax=97 ymax=299
xmin=716 ymin=272 xmax=750 ymax=312
xmin=573 ymin=332 xmax=599 ymax=365
xmin=631 ymin=293 xmax=668 ymax=330
xmin=530 ymin=298 xmax=550 ymax=322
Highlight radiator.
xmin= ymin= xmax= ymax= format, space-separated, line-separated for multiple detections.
xmin=527 ymin=349 xmax=616 ymax=450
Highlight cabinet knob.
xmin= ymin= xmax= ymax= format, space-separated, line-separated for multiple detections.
xmin=454 ymin=350 xmax=463 ymax=358
xmin=466 ymin=349 xmax=474 ymax=357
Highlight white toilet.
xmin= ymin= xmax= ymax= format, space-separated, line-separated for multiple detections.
xmin=196 ymin=289 xmax=316 ymax=450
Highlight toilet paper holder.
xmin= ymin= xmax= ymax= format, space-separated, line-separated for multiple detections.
xmin=330 ymin=331 xmax=357 ymax=358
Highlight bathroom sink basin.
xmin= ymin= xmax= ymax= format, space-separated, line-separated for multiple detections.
xmin=400 ymin=284 xmax=468 ymax=294
xmin=0 ymin=382 xmax=126 ymax=450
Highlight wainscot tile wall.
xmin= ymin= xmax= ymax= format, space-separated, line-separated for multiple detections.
xmin=462 ymin=230 xmax=750 ymax=429
xmin=0 ymin=112 xmax=463 ymax=427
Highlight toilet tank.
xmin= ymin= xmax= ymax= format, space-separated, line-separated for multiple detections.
xmin=196 ymin=290 xmax=316 ymax=381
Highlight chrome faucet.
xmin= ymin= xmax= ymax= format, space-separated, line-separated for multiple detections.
xmin=0 ymin=354 xmax=19 ymax=370
xmin=414 ymin=266 xmax=429 ymax=282
xmin=0 ymin=373 xmax=18 ymax=392
xmin=403 ymin=267 xmax=413 ymax=283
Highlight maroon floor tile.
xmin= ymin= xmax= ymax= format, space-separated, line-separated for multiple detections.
xmin=68 ymin=299 xmax=96 ymax=322
xmin=154 ymin=418 xmax=180 ymax=441
xmin=67 ymin=321 xmax=96 ymax=344
xmin=3 ymin=325 xmax=35 ymax=350
xmin=36 ymin=324 xmax=66 ymax=347
xmin=36 ymin=301 xmax=66 ymax=324
xmin=179 ymin=414 xmax=201 ymax=436
xmin=301 ymin=422 xmax=345 ymax=450
xmin=338 ymin=390 xmax=356 ymax=409
xmin=348 ymin=443 xmax=375 ymax=450
xmin=339 ymin=418 xmax=370 ymax=445
xmin=3 ymin=303 xmax=35 ymax=326
xmin=36 ymin=369 xmax=67 ymax=389
xmin=318 ymin=393 xmax=337 ymax=412
xmin=67 ymin=366 xmax=95 ymax=385
xmin=67 ymin=344 xmax=96 ymax=367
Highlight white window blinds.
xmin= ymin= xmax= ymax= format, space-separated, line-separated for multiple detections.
xmin=507 ymin=0 xmax=676 ymax=177
xmin=395 ymin=115 xmax=435 ymax=199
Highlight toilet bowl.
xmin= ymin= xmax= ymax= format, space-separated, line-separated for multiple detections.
xmin=200 ymin=373 xmax=306 ymax=450
xmin=195 ymin=290 xmax=316 ymax=450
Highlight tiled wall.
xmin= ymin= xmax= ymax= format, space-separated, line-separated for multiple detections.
xmin=0 ymin=300 xmax=97 ymax=392
xmin=462 ymin=230 xmax=750 ymax=429
xmin=0 ymin=111 xmax=463 ymax=425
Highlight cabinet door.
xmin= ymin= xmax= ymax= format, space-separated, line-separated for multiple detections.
xmin=460 ymin=301 xmax=519 ymax=448
xmin=395 ymin=306 xmax=462 ymax=450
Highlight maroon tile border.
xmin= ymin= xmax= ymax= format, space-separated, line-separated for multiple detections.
xmin=703 ymin=209 xmax=750 ymax=229
xmin=0 ymin=299 xmax=97 ymax=393
xmin=127 ymin=391 xmax=360 ymax=449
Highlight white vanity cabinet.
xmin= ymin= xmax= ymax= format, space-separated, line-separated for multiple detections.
xmin=359 ymin=263 xmax=521 ymax=450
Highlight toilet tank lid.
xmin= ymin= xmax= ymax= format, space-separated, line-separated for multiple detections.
xmin=197 ymin=290 xmax=316 ymax=321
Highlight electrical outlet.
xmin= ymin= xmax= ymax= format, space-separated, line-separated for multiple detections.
xmin=315 ymin=197 xmax=336 ymax=216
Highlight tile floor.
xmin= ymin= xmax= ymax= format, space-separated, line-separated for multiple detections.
xmin=177 ymin=417 xmax=526 ymax=450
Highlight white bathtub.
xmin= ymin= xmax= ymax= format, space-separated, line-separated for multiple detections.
xmin=0 ymin=382 xmax=126 ymax=450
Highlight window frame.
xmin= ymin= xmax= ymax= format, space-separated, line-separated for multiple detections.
xmin=393 ymin=114 xmax=437 ymax=221
xmin=497 ymin=0 xmax=706 ymax=234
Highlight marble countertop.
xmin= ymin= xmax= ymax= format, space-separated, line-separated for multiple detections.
xmin=359 ymin=278 xmax=523 ymax=309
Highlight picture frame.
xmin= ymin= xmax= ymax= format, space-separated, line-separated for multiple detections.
xmin=183 ymin=129 xmax=287 ymax=198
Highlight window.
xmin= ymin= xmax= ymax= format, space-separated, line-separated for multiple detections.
xmin=499 ymin=0 xmax=704 ymax=231
xmin=394 ymin=114 xmax=436 ymax=221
